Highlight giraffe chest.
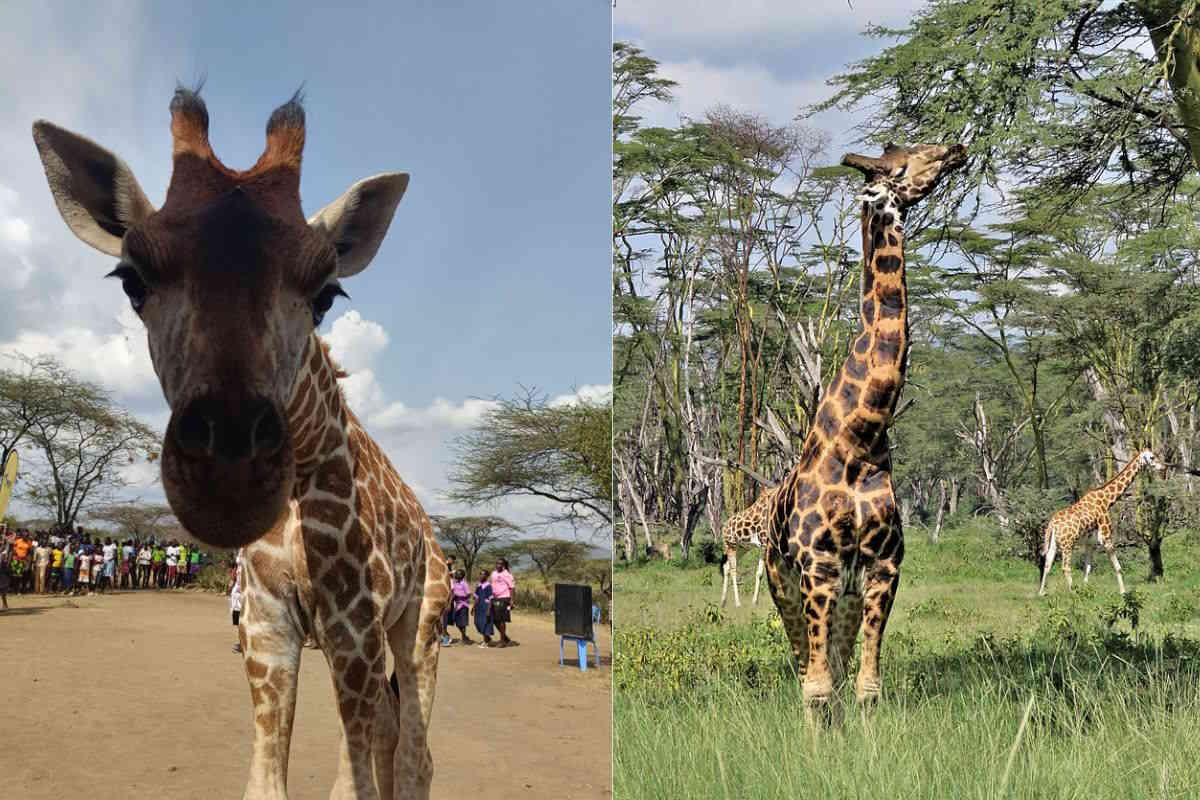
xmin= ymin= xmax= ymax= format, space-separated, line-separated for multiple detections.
xmin=243 ymin=460 xmax=428 ymax=636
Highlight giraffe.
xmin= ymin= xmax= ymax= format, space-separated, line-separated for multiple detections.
xmin=1038 ymin=448 xmax=1165 ymax=596
xmin=762 ymin=143 xmax=966 ymax=721
xmin=719 ymin=486 xmax=776 ymax=608
xmin=32 ymin=88 xmax=451 ymax=800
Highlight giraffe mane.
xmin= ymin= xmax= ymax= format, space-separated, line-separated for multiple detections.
xmin=317 ymin=338 xmax=351 ymax=379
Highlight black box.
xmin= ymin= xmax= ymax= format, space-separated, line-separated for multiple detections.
xmin=554 ymin=583 xmax=593 ymax=639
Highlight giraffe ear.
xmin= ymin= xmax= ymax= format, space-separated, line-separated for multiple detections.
xmin=32 ymin=121 xmax=155 ymax=258
xmin=308 ymin=173 xmax=410 ymax=277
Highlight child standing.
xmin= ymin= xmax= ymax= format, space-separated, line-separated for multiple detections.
xmin=473 ymin=570 xmax=495 ymax=648
xmin=61 ymin=546 xmax=75 ymax=594
xmin=76 ymin=547 xmax=92 ymax=596
xmin=450 ymin=570 xmax=472 ymax=644
xmin=49 ymin=543 xmax=63 ymax=593
xmin=230 ymin=550 xmax=244 ymax=654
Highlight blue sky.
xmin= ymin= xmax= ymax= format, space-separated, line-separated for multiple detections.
xmin=0 ymin=1 xmax=611 ymax=531
xmin=614 ymin=0 xmax=925 ymax=151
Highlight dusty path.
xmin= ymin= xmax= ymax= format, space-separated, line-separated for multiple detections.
xmin=1 ymin=590 xmax=611 ymax=799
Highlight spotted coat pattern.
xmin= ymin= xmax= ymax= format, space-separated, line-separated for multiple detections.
xmin=720 ymin=486 xmax=776 ymax=608
xmin=762 ymin=144 xmax=966 ymax=720
xmin=1038 ymin=449 xmax=1163 ymax=596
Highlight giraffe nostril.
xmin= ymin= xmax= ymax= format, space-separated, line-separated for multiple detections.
xmin=173 ymin=394 xmax=284 ymax=462
xmin=175 ymin=400 xmax=214 ymax=458
xmin=251 ymin=402 xmax=285 ymax=459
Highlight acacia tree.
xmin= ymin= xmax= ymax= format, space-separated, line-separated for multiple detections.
xmin=448 ymin=392 xmax=611 ymax=532
xmin=508 ymin=537 xmax=593 ymax=585
xmin=0 ymin=354 xmax=100 ymax=477
xmin=23 ymin=398 xmax=158 ymax=533
xmin=431 ymin=515 xmax=516 ymax=579
xmin=88 ymin=502 xmax=177 ymax=541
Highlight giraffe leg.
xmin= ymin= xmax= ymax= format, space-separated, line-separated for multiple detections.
xmin=829 ymin=589 xmax=863 ymax=690
xmin=323 ymin=619 xmax=387 ymax=800
xmin=751 ymin=555 xmax=765 ymax=606
xmin=764 ymin=554 xmax=808 ymax=675
xmin=1038 ymin=530 xmax=1058 ymax=596
xmin=800 ymin=546 xmax=842 ymax=716
xmin=386 ymin=589 xmax=443 ymax=800
xmin=239 ymin=592 xmax=304 ymax=800
xmin=1098 ymin=518 xmax=1126 ymax=595
xmin=856 ymin=514 xmax=903 ymax=706
xmin=1082 ymin=539 xmax=1093 ymax=584
xmin=1061 ymin=544 xmax=1074 ymax=591
xmin=728 ymin=551 xmax=742 ymax=609
xmin=719 ymin=550 xmax=732 ymax=608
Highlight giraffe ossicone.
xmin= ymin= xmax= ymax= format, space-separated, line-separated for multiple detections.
xmin=762 ymin=142 xmax=965 ymax=723
xmin=1038 ymin=448 xmax=1166 ymax=597
xmin=33 ymin=87 xmax=451 ymax=800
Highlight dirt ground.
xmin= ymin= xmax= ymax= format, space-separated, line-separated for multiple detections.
xmin=1 ymin=590 xmax=611 ymax=799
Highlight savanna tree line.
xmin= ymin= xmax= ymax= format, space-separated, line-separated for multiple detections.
xmin=614 ymin=0 xmax=1200 ymax=580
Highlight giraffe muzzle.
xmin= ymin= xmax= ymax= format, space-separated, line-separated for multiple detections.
xmin=162 ymin=392 xmax=295 ymax=548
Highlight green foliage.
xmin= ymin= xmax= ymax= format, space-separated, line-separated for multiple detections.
xmin=615 ymin=522 xmax=1200 ymax=798
xmin=448 ymin=391 xmax=611 ymax=529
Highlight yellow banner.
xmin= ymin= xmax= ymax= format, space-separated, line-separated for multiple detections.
xmin=0 ymin=450 xmax=19 ymax=521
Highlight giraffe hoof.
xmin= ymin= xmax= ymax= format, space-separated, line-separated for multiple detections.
xmin=855 ymin=677 xmax=881 ymax=704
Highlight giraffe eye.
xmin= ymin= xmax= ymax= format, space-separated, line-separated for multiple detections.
xmin=106 ymin=264 xmax=149 ymax=314
xmin=311 ymin=282 xmax=349 ymax=327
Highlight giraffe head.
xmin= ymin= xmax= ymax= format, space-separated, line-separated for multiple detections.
xmin=33 ymin=88 xmax=409 ymax=548
xmin=842 ymin=143 xmax=967 ymax=208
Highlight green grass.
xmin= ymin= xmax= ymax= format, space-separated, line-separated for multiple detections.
xmin=614 ymin=521 xmax=1200 ymax=799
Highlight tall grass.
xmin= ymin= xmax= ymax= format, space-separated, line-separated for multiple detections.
xmin=614 ymin=522 xmax=1200 ymax=798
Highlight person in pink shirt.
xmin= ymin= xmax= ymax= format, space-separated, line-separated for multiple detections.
xmin=449 ymin=570 xmax=473 ymax=644
xmin=489 ymin=558 xmax=516 ymax=647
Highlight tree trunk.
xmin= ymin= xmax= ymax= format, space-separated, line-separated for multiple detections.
xmin=1148 ymin=536 xmax=1165 ymax=582
xmin=931 ymin=479 xmax=947 ymax=544
xmin=948 ymin=476 xmax=960 ymax=516
xmin=1138 ymin=0 xmax=1200 ymax=173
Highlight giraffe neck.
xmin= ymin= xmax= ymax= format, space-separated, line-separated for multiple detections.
xmin=1093 ymin=455 xmax=1145 ymax=508
xmin=286 ymin=333 xmax=352 ymax=480
xmin=858 ymin=184 xmax=908 ymax=386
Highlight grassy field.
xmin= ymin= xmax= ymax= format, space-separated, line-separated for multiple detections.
xmin=614 ymin=521 xmax=1200 ymax=799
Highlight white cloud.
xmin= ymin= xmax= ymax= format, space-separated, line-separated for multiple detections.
xmin=324 ymin=310 xmax=389 ymax=374
xmin=614 ymin=0 xmax=921 ymax=43
xmin=642 ymin=59 xmax=831 ymax=130
xmin=368 ymin=397 xmax=499 ymax=433
xmin=549 ymin=383 xmax=613 ymax=408
xmin=0 ymin=306 xmax=159 ymax=400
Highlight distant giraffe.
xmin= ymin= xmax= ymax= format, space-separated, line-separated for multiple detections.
xmin=763 ymin=143 xmax=966 ymax=721
xmin=719 ymin=486 xmax=776 ymax=608
xmin=1038 ymin=448 xmax=1165 ymax=596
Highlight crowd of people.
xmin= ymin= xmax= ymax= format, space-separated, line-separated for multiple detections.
xmin=0 ymin=524 xmax=210 ymax=610
xmin=0 ymin=525 xmax=521 ymax=657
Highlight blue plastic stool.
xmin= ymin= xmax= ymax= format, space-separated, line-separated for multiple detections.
xmin=559 ymin=634 xmax=599 ymax=672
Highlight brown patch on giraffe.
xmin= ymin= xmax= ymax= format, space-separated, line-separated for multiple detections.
xmin=245 ymin=658 xmax=269 ymax=680
xmin=367 ymin=556 xmax=394 ymax=597
xmin=347 ymin=595 xmax=376 ymax=630
xmin=315 ymin=457 xmax=353 ymax=497
xmin=344 ymin=658 xmax=368 ymax=694
xmin=305 ymin=498 xmax=351 ymax=530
